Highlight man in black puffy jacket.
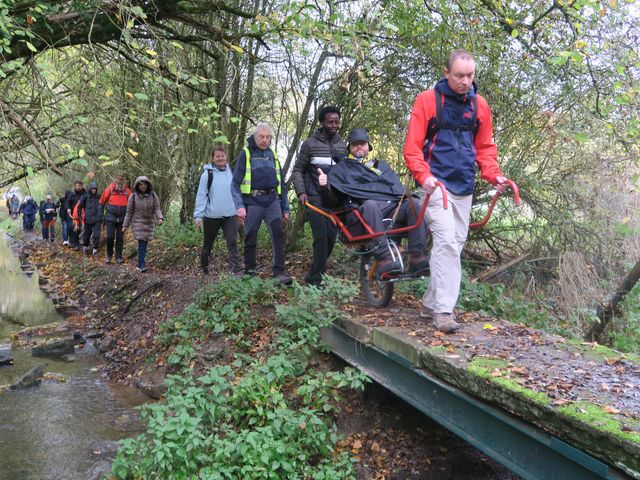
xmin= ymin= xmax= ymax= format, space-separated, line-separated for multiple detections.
xmin=291 ymin=106 xmax=347 ymax=287
xmin=76 ymin=182 xmax=102 ymax=255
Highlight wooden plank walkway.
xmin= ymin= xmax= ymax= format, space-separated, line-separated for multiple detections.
xmin=327 ymin=304 xmax=640 ymax=479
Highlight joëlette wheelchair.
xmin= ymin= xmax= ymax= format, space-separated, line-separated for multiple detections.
xmin=305 ymin=180 xmax=520 ymax=307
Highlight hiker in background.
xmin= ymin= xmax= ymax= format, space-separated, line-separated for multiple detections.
xmin=38 ymin=199 xmax=46 ymax=239
xmin=123 ymin=176 xmax=164 ymax=273
xmin=100 ymin=174 xmax=132 ymax=264
xmin=41 ymin=194 xmax=58 ymax=242
xmin=64 ymin=181 xmax=85 ymax=250
xmin=7 ymin=194 xmax=20 ymax=219
xmin=19 ymin=196 xmax=38 ymax=231
xmin=76 ymin=182 xmax=102 ymax=255
xmin=194 ymin=147 xmax=242 ymax=275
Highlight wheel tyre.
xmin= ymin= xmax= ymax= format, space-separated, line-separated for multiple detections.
xmin=360 ymin=254 xmax=394 ymax=307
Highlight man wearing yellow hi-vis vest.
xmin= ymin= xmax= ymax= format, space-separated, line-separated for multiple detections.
xmin=232 ymin=123 xmax=292 ymax=285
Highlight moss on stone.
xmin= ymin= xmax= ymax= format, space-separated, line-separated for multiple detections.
xmin=467 ymin=357 xmax=551 ymax=406
xmin=558 ymin=402 xmax=640 ymax=444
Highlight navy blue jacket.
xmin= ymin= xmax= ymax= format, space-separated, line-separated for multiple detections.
xmin=232 ymin=136 xmax=289 ymax=213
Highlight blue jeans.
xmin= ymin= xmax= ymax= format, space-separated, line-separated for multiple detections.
xmin=138 ymin=240 xmax=148 ymax=268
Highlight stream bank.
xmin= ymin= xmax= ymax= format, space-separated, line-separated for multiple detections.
xmin=0 ymin=233 xmax=147 ymax=480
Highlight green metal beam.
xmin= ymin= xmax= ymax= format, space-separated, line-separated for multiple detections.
xmin=322 ymin=326 xmax=632 ymax=480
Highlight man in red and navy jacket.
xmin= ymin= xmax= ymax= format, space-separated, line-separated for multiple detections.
xmin=100 ymin=174 xmax=132 ymax=264
xmin=404 ymin=49 xmax=507 ymax=334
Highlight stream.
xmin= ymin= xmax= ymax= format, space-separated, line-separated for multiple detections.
xmin=0 ymin=235 xmax=147 ymax=480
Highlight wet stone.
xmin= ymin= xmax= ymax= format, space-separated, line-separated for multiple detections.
xmin=0 ymin=343 xmax=13 ymax=366
xmin=90 ymin=440 xmax=120 ymax=460
xmin=95 ymin=336 xmax=116 ymax=352
xmin=134 ymin=378 xmax=167 ymax=399
xmin=10 ymin=365 xmax=44 ymax=389
xmin=32 ymin=338 xmax=75 ymax=358
xmin=86 ymin=460 xmax=113 ymax=480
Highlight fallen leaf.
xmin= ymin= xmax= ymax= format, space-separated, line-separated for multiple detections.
xmin=604 ymin=405 xmax=621 ymax=414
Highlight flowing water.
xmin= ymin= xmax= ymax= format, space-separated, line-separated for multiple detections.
xmin=0 ymin=236 xmax=147 ymax=480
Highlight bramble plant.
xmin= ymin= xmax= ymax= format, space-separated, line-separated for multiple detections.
xmin=112 ymin=276 xmax=368 ymax=479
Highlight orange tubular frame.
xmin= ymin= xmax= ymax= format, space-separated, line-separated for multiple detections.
xmin=469 ymin=180 xmax=521 ymax=229
xmin=305 ymin=181 xmax=448 ymax=244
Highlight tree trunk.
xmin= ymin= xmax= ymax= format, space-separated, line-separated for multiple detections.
xmin=585 ymin=259 xmax=640 ymax=341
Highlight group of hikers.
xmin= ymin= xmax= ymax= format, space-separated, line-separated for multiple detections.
xmin=5 ymin=49 xmax=506 ymax=333
xmin=6 ymin=176 xmax=163 ymax=272
xmin=194 ymin=49 xmax=508 ymax=333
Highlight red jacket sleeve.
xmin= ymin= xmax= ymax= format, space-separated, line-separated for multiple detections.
xmin=475 ymin=95 xmax=501 ymax=185
xmin=404 ymin=90 xmax=435 ymax=187
xmin=99 ymin=185 xmax=111 ymax=206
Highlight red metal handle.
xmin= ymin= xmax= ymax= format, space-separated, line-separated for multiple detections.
xmin=469 ymin=179 xmax=521 ymax=229
xmin=433 ymin=181 xmax=448 ymax=210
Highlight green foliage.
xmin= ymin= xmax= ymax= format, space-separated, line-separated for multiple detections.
xmin=609 ymin=285 xmax=640 ymax=353
xmin=159 ymin=276 xmax=277 ymax=365
xmin=112 ymin=276 xmax=366 ymax=479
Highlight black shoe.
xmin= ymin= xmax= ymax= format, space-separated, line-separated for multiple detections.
xmin=273 ymin=273 xmax=293 ymax=286
xmin=115 ymin=257 xmax=123 ymax=264
xmin=105 ymin=255 xmax=113 ymax=264
xmin=243 ymin=269 xmax=257 ymax=277
xmin=202 ymin=266 xmax=209 ymax=275
xmin=408 ymin=254 xmax=430 ymax=276
xmin=376 ymin=257 xmax=402 ymax=277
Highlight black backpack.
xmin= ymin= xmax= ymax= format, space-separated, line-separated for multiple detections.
xmin=194 ymin=168 xmax=214 ymax=205
xmin=426 ymin=89 xmax=479 ymax=142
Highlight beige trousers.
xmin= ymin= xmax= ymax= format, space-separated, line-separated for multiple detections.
xmin=420 ymin=187 xmax=473 ymax=314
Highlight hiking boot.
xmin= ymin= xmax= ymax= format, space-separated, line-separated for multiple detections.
xmin=82 ymin=246 xmax=88 ymax=255
xmin=115 ymin=256 xmax=123 ymax=264
xmin=92 ymin=248 xmax=98 ymax=255
xmin=273 ymin=273 xmax=293 ymax=286
xmin=419 ymin=306 xmax=433 ymax=321
xmin=433 ymin=313 xmax=461 ymax=334
xmin=202 ymin=266 xmax=209 ymax=275
xmin=408 ymin=254 xmax=430 ymax=276
xmin=376 ymin=257 xmax=402 ymax=277
xmin=136 ymin=266 xmax=147 ymax=273
xmin=63 ymin=241 xmax=69 ymax=246
xmin=243 ymin=269 xmax=257 ymax=277
xmin=105 ymin=255 xmax=113 ymax=264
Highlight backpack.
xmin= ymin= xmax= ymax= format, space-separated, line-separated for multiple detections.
xmin=426 ymin=89 xmax=479 ymax=142
xmin=193 ymin=168 xmax=214 ymax=204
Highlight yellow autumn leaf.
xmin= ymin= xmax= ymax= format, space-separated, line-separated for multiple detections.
xmin=125 ymin=91 xmax=134 ymax=99
xmin=483 ymin=323 xmax=497 ymax=330
xmin=127 ymin=148 xmax=139 ymax=157
xmin=230 ymin=44 xmax=244 ymax=54
xmin=145 ymin=49 xmax=158 ymax=56
xmin=575 ymin=40 xmax=587 ymax=49
xmin=105 ymin=89 xmax=113 ymax=97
